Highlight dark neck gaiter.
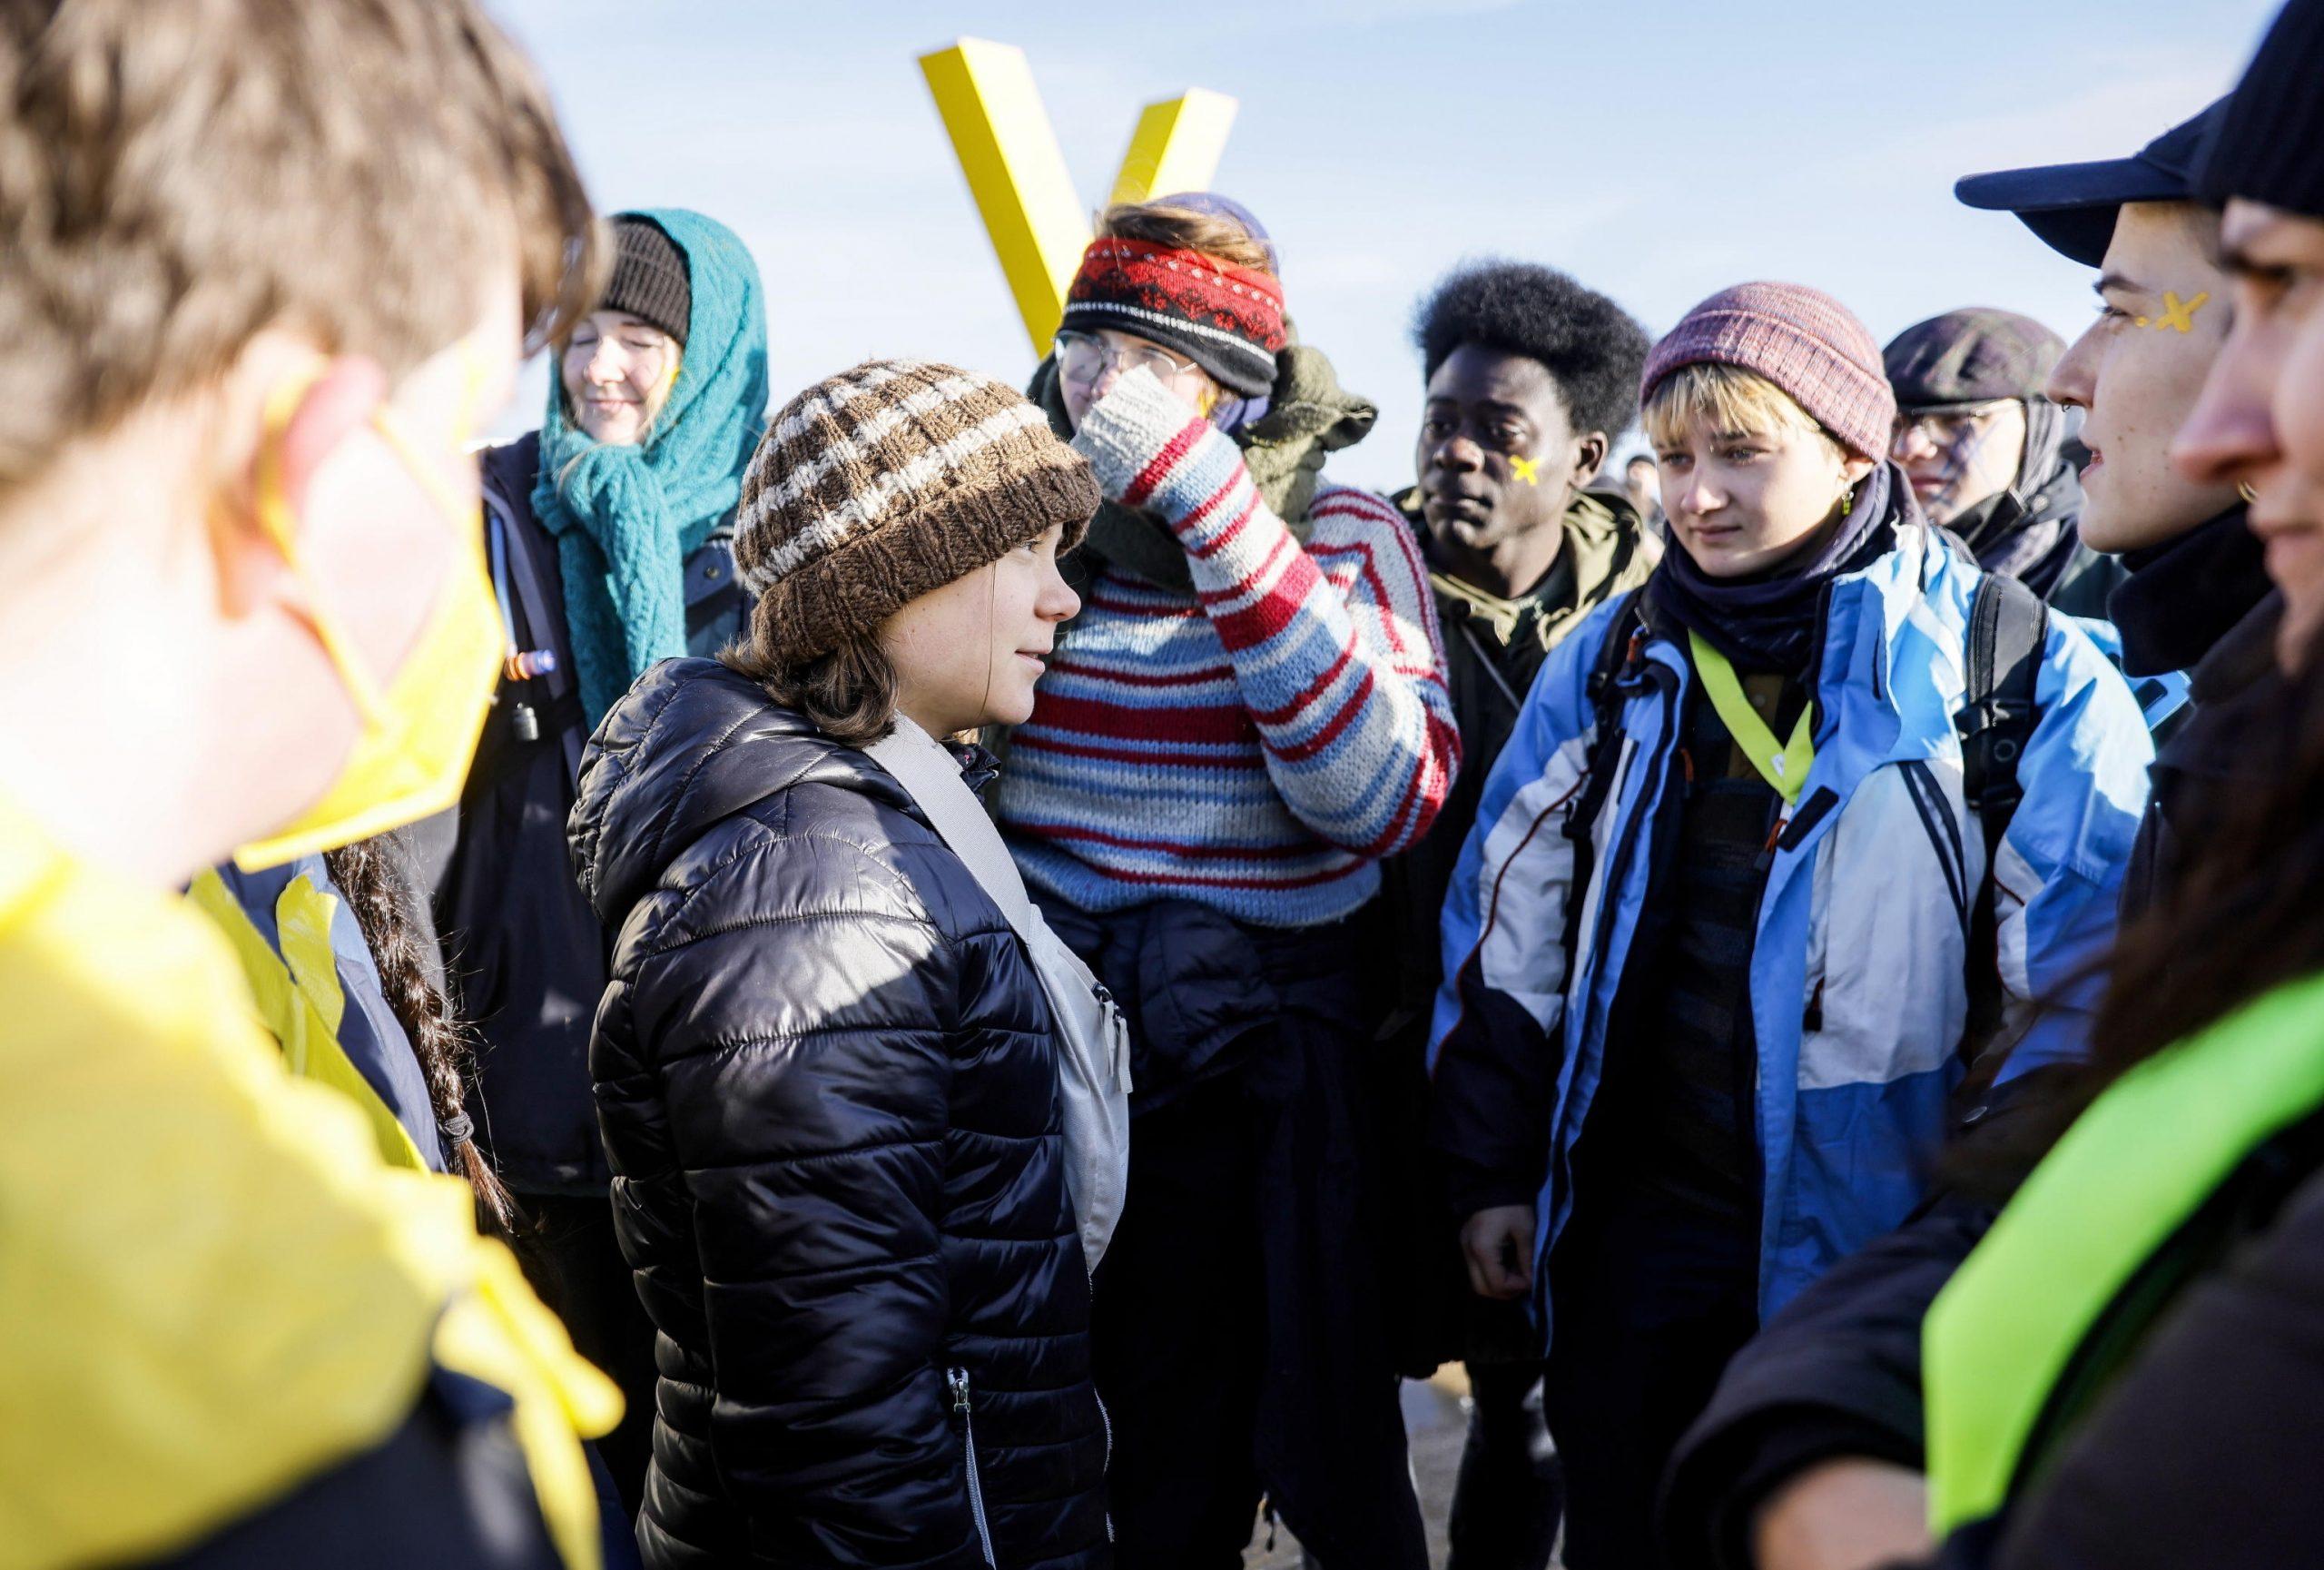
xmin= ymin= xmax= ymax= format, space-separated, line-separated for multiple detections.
xmin=2108 ymin=507 xmax=2270 ymax=677
xmin=1649 ymin=463 xmax=1905 ymax=673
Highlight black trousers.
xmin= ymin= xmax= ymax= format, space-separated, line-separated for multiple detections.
xmin=1093 ymin=1074 xmax=1270 ymax=1567
xmin=513 ymin=1191 xmax=661 ymax=1521
xmin=1541 ymin=1186 xmax=1758 ymax=1570
xmin=1062 ymin=901 xmax=1425 ymax=1570
xmin=1448 ymin=1359 xmax=1564 ymax=1570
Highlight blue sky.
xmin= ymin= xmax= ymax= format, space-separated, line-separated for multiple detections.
xmin=488 ymin=0 xmax=2280 ymax=491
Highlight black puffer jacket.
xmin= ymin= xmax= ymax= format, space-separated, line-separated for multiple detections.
xmin=573 ymin=659 xmax=1110 ymax=1570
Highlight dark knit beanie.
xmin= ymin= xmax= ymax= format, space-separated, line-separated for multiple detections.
xmin=734 ymin=360 xmax=1100 ymax=667
xmin=1642 ymin=281 xmax=1895 ymax=460
xmin=1886 ymin=309 xmax=2065 ymax=412
xmin=600 ymin=215 xmax=693 ymax=347
xmin=2197 ymin=0 xmax=2324 ymax=219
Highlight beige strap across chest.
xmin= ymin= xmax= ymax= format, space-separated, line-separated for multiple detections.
xmin=862 ymin=716 xmax=1131 ymax=1269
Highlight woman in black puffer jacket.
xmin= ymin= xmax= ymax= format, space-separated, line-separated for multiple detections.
xmin=571 ymin=359 xmax=1109 ymax=1568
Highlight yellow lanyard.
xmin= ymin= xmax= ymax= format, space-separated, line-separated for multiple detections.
xmin=1688 ymin=630 xmax=1815 ymax=807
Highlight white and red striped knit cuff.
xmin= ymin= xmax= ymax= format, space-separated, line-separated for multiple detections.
xmin=1068 ymin=367 xmax=1246 ymax=536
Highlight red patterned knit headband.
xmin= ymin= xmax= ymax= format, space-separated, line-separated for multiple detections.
xmin=1059 ymin=237 xmax=1288 ymax=397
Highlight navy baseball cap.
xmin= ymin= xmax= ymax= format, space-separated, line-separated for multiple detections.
xmin=1955 ymin=99 xmax=2227 ymax=267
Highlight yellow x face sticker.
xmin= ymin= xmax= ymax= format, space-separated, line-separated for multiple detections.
xmin=921 ymin=38 xmax=1238 ymax=353
xmin=2133 ymin=291 xmax=2211 ymax=333
xmin=1509 ymin=455 xmax=1542 ymax=486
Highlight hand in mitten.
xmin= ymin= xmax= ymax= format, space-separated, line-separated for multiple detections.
xmin=1068 ymin=367 xmax=1250 ymax=534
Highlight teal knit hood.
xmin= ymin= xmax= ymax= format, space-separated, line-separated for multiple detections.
xmin=534 ymin=209 xmax=769 ymax=726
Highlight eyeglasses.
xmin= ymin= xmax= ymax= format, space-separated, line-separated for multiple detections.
xmin=1892 ymin=402 xmax=2008 ymax=449
xmin=1054 ymin=330 xmax=1203 ymax=389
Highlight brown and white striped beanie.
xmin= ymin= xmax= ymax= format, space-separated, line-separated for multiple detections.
xmin=734 ymin=359 xmax=1099 ymax=667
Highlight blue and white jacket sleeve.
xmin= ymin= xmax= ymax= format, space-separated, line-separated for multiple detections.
xmin=1426 ymin=606 xmax=1617 ymax=1219
xmin=1987 ymin=614 xmax=2153 ymax=1081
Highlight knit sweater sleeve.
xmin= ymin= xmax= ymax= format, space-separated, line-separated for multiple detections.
xmin=1072 ymin=370 xmax=1460 ymax=856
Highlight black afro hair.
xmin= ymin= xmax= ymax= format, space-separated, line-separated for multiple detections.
xmin=1412 ymin=260 xmax=1651 ymax=441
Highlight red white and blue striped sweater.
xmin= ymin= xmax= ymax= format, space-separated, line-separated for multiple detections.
xmin=997 ymin=370 xmax=1460 ymax=928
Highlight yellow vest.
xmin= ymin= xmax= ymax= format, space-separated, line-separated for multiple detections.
xmin=186 ymin=867 xmax=432 ymax=1172
xmin=0 ymin=795 xmax=620 ymax=1570
xmin=1925 ymin=969 xmax=2324 ymax=1535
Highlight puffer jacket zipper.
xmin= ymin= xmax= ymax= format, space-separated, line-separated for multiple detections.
xmin=1082 ymin=1264 xmax=1118 ymax=1544
xmin=1096 ymin=1385 xmax=1116 ymax=1542
xmin=948 ymin=1366 xmax=999 ymax=1567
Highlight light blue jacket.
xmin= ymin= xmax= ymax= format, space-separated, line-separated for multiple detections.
xmin=1428 ymin=526 xmax=2153 ymax=1331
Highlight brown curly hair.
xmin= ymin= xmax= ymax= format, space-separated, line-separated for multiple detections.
xmin=1096 ymin=200 xmax=1277 ymax=275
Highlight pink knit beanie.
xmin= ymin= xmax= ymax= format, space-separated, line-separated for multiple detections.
xmin=1641 ymin=282 xmax=1896 ymax=460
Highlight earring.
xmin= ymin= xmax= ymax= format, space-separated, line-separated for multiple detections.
xmin=1839 ymin=488 xmax=1854 ymax=518
xmin=2240 ymin=481 xmax=2260 ymax=504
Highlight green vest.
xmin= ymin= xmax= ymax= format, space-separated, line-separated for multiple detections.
xmin=1924 ymin=968 xmax=2324 ymax=1535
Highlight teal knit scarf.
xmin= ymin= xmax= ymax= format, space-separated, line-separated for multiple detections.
xmin=533 ymin=208 xmax=769 ymax=726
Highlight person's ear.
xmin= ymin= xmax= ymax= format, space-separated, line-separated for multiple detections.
xmin=1571 ymin=431 xmax=1610 ymax=489
xmin=1840 ymin=451 xmax=1877 ymax=490
xmin=208 ymin=353 xmax=387 ymax=618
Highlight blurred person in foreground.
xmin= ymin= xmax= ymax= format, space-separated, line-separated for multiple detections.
xmin=0 ymin=2 xmax=625 ymax=1566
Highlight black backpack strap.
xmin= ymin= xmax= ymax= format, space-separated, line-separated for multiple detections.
xmin=1956 ymin=572 xmax=2046 ymax=877
xmin=1557 ymin=592 xmax=1647 ymax=960
xmin=1568 ymin=592 xmax=1646 ymax=830
xmin=1955 ymin=571 xmax=2047 ymax=1067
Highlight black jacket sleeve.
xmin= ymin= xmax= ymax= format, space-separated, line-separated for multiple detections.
xmin=1960 ymin=1167 xmax=2324 ymax=1570
xmin=1428 ymin=943 xmax=1564 ymax=1222
xmin=602 ymin=837 xmax=983 ymax=1569
xmin=1660 ymin=1192 xmax=1998 ymax=1569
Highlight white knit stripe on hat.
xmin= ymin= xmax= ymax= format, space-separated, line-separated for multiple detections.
xmin=760 ymin=360 xmax=921 ymax=449
xmin=1062 ymin=300 xmax=1276 ymax=360
xmin=738 ymin=360 xmax=967 ymax=548
xmin=747 ymin=372 xmax=994 ymax=521
xmin=738 ymin=400 xmax=1053 ymax=593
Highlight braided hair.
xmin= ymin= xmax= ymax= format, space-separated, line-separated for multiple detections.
xmin=320 ymin=834 xmax=520 ymax=1236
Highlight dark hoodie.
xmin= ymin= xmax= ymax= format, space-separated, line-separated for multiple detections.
xmin=569 ymin=658 xmax=1109 ymax=1570
xmin=1945 ymin=402 xmax=2122 ymax=618
xmin=2109 ymin=508 xmax=2284 ymax=912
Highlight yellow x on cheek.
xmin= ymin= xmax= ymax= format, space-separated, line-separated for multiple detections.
xmin=1510 ymin=455 xmax=1541 ymax=485
xmin=2133 ymin=291 xmax=2211 ymax=333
